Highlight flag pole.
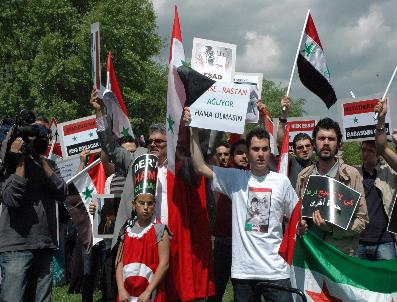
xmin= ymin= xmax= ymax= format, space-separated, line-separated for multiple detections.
xmin=285 ymin=9 xmax=311 ymax=110
xmin=374 ymin=65 xmax=397 ymax=120
xmin=66 ymin=158 xmax=101 ymax=185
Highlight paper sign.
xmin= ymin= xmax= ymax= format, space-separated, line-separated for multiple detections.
xmin=387 ymin=196 xmax=397 ymax=234
xmin=93 ymin=194 xmax=121 ymax=239
xmin=191 ymin=38 xmax=236 ymax=83
xmin=56 ymin=156 xmax=82 ymax=182
xmin=341 ymin=97 xmax=393 ymax=142
xmin=189 ymin=82 xmax=250 ymax=134
xmin=234 ymin=72 xmax=263 ymax=123
xmin=90 ymin=22 xmax=101 ymax=91
xmin=58 ymin=115 xmax=100 ymax=158
xmin=302 ymin=175 xmax=361 ymax=230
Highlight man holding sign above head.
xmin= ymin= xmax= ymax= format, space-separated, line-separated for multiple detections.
xmin=184 ymin=107 xmax=307 ymax=302
xmin=296 ymin=117 xmax=368 ymax=256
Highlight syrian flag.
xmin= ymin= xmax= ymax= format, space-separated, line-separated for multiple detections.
xmin=277 ymin=124 xmax=290 ymax=175
xmin=278 ymin=199 xmax=301 ymax=265
xmin=297 ymin=13 xmax=337 ymax=109
xmin=292 ymin=231 xmax=397 ymax=301
xmin=69 ymin=158 xmax=106 ymax=245
xmin=103 ymin=51 xmax=134 ymax=138
xmin=265 ymin=114 xmax=275 ymax=153
xmin=166 ymin=6 xmax=215 ymax=301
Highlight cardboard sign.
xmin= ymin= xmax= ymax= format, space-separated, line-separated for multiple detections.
xmin=302 ymin=175 xmax=361 ymax=230
xmin=93 ymin=194 xmax=121 ymax=239
xmin=56 ymin=155 xmax=82 ymax=182
xmin=58 ymin=115 xmax=100 ymax=158
xmin=191 ymin=37 xmax=236 ymax=83
xmin=90 ymin=22 xmax=101 ymax=92
xmin=341 ymin=97 xmax=393 ymax=142
xmin=133 ymin=154 xmax=158 ymax=197
xmin=189 ymin=82 xmax=250 ymax=134
xmin=234 ymin=72 xmax=263 ymax=123
xmin=387 ymin=196 xmax=397 ymax=234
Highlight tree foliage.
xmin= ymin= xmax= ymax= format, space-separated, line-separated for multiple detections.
xmin=0 ymin=0 xmax=167 ymax=136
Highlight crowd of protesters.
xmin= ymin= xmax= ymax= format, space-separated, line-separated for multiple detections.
xmin=0 ymin=89 xmax=396 ymax=302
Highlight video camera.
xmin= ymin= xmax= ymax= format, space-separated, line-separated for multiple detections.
xmin=0 ymin=110 xmax=50 ymax=172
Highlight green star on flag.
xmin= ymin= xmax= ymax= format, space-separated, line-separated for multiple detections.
xmin=72 ymin=136 xmax=77 ymax=142
xmin=82 ymin=186 xmax=94 ymax=200
xmin=302 ymin=42 xmax=315 ymax=58
xmin=121 ymin=126 xmax=130 ymax=137
xmin=323 ymin=66 xmax=330 ymax=78
xmin=167 ymin=114 xmax=175 ymax=134
xmin=89 ymin=132 xmax=94 ymax=137
xmin=353 ymin=117 xmax=358 ymax=124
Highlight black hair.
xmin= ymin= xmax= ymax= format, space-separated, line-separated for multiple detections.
xmin=215 ymin=140 xmax=230 ymax=151
xmin=361 ymin=140 xmax=376 ymax=148
xmin=312 ymin=118 xmax=343 ymax=145
xmin=35 ymin=115 xmax=50 ymax=124
xmin=231 ymin=139 xmax=246 ymax=156
xmin=292 ymin=133 xmax=312 ymax=151
xmin=246 ymin=127 xmax=270 ymax=149
xmin=117 ymin=135 xmax=138 ymax=147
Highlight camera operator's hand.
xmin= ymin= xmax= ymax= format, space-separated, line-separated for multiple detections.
xmin=90 ymin=87 xmax=105 ymax=117
xmin=36 ymin=155 xmax=54 ymax=178
xmin=10 ymin=137 xmax=24 ymax=154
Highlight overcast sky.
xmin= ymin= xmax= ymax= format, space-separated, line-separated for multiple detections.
xmin=153 ymin=0 xmax=397 ymax=119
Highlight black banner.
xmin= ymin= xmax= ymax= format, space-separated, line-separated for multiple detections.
xmin=345 ymin=123 xmax=390 ymax=140
xmin=302 ymin=175 xmax=361 ymax=230
xmin=66 ymin=138 xmax=100 ymax=156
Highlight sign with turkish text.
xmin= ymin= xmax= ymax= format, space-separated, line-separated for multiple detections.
xmin=191 ymin=37 xmax=236 ymax=83
xmin=58 ymin=115 xmax=100 ymax=158
xmin=56 ymin=155 xmax=82 ymax=182
xmin=234 ymin=72 xmax=263 ymax=123
xmin=341 ymin=97 xmax=393 ymax=142
xmin=133 ymin=154 xmax=158 ymax=197
xmin=93 ymin=194 xmax=121 ymax=239
xmin=90 ymin=22 xmax=101 ymax=92
xmin=302 ymin=175 xmax=361 ymax=230
xmin=188 ymin=82 xmax=250 ymax=134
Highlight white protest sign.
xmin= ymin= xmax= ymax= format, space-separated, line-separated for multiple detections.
xmin=340 ymin=96 xmax=393 ymax=142
xmin=234 ymin=72 xmax=263 ymax=123
xmin=189 ymin=82 xmax=250 ymax=134
xmin=56 ymin=155 xmax=82 ymax=182
xmin=58 ymin=115 xmax=100 ymax=158
xmin=90 ymin=22 xmax=101 ymax=92
xmin=191 ymin=38 xmax=236 ymax=83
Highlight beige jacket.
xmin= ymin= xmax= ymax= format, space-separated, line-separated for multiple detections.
xmin=296 ymin=159 xmax=369 ymax=256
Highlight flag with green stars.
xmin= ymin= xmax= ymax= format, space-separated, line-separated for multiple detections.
xmin=297 ymin=13 xmax=337 ymax=109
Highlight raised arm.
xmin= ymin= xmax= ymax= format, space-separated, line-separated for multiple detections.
xmin=374 ymin=99 xmax=397 ymax=171
xmin=183 ymin=107 xmax=214 ymax=180
xmin=276 ymin=96 xmax=291 ymax=151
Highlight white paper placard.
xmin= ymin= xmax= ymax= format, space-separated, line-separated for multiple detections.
xmin=56 ymin=155 xmax=82 ymax=182
xmin=189 ymin=82 xmax=250 ymax=134
xmin=191 ymin=37 xmax=236 ymax=83
xmin=58 ymin=115 xmax=100 ymax=158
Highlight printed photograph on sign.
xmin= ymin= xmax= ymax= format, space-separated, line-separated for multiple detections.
xmin=340 ymin=94 xmax=394 ymax=142
xmin=191 ymin=37 xmax=236 ymax=83
xmin=57 ymin=115 xmax=100 ymax=158
xmin=245 ymin=187 xmax=272 ymax=233
xmin=93 ymin=194 xmax=121 ymax=239
xmin=234 ymin=72 xmax=263 ymax=123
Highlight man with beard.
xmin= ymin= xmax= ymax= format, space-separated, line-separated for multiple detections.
xmin=230 ymin=139 xmax=248 ymax=169
xmin=277 ymin=96 xmax=313 ymax=188
xmin=296 ymin=118 xmax=368 ymax=256
xmin=215 ymin=141 xmax=231 ymax=168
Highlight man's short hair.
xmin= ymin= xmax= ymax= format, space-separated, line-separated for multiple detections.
xmin=231 ymin=139 xmax=246 ymax=156
xmin=149 ymin=123 xmax=166 ymax=136
xmin=361 ymin=140 xmax=376 ymax=148
xmin=246 ymin=127 xmax=270 ymax=149
xmin=292 ymin=133 xmax=312 ymax=151
xmin=117 ymin=135 xmax=138 ymax=146
xmin=215 ymin=140 xmax=230 ymax=151
xmin=35 ymin=115 xmax=49 ymax=124
xmin=312 ymin=118 xmax=343 ymax=145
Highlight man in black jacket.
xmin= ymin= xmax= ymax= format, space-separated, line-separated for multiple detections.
xmin=0 ymin=123 xmax=67 ymax=302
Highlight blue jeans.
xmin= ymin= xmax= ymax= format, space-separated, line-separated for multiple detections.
xmin=232 ymin=278 xmax=293 ymax=302
xmin=356 ymin=242 xmax=396 ymax=260
xmin=0 ymin=249 xmax=54 ymax=302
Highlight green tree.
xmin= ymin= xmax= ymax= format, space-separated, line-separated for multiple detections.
xmin=0 ymin=0 xmax=167 ymax=136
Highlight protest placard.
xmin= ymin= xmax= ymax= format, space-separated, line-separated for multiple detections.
xmin=56 ymin=155 xmax=82 ymax=182
xmin=387 ymin=196 xmax=397 ymax=234
xmin=93 ymin=194 xmax=121 ymax=239
xmin=188 ymin=82 xmax=250 ymax=134
xmin=191 ymin=38 xmax=236 ymax=83
xmin=340 ymin=96 xmax=393 ymax=142
xmin=90 ymin=22 xmax=101 ymax=92
xmin=58 ymin=115 xmax=100 ymax=158
xmin=234 ymin=72 xmax=263 ymax=123
xmin=302 ymin=175 xmax=361 ymax=230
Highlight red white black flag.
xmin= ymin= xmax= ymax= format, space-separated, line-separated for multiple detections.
xmin=297 ymin=14 xmax=336 ymax=109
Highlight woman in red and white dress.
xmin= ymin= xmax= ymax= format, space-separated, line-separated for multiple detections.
xmin=115 ymin=193 xmax=170 ymax=302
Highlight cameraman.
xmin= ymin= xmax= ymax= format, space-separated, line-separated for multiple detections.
xmin=0 ymin=123 xmax=67 ymax=302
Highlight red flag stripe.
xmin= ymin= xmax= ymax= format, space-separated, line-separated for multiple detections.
xmin=168 ymin=5 xmax=183 ymax=64
xmin=107 ymin=52 xmax=129 ymax=116
xmin=305 ymin=14 xmax=323 ymax=49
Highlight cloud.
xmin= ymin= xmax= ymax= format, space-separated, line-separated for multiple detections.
xmin=238 ymin=32 xmax=280 ymax=74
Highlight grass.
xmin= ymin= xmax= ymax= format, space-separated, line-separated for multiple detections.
xmin=52 ymin=281 xmax=234 ymax=301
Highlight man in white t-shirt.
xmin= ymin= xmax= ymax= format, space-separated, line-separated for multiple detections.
xmin=184 ymin=107 xmax=306 ymax=302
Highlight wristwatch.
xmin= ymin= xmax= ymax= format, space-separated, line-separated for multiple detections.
xmin=376 ymin=127 xmax=385 ymax=132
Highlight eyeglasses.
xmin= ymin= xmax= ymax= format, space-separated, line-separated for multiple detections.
xmin=295 ymin=144 xmax=312 ymax=151
xmin=148 ymin=139 xmax=166 ymax=146
xmin=136 ymin=200 xmax=155 ymax=207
